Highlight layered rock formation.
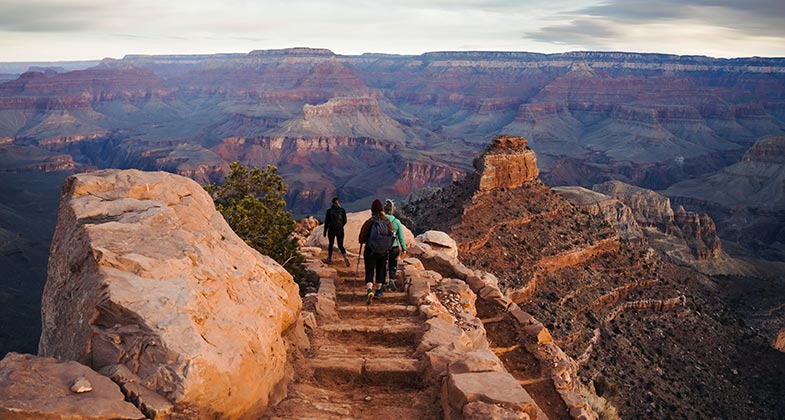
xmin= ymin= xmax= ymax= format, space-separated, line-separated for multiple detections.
xmin=593 ymin=180 xmax=722 ymax=260
xmin=473 ymin=135 xmax=539 ymax=191
xmin=404 ymin=135 xmax=785 ymax=419
xmin=212 ymin=135 xmax=465 ymax=214
xmin=552 ymin=186 xmax=644 ymax=242
xmin=663 ymin=136 xmax=785 ymax=260
xmin=4 ymin=49 xmax=784 ymax=215
xmin=39 ymin=169 xmax=302 ymax=418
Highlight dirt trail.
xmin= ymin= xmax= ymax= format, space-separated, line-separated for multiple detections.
xmin=263 ymin=261 xmax=441 ymax=420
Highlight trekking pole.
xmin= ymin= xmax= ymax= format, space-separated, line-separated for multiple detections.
xmin=353 ymin=243 xmax=363 ymax=302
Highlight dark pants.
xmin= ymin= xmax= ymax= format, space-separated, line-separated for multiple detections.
xmin=387 ymin=245 xmax=400 ymax=284
xmin=363 ymin=247 xmax=387 ymax=288
xmin=327 ymin=229 xmax=346 ymax=259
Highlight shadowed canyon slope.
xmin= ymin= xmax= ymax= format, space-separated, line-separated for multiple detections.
xmin=663 ymin=135 xmax=785 ymax=262
xmin=403 ymin=135 xmax=785 ymax=420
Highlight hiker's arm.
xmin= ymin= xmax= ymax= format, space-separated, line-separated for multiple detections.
xmin=396 ymin=221 xmax=407 ymax=252
xmin=358 ymin=220 xmax=371 ymax=244
xmin=323 ymin=210 xmax=330 ymax=236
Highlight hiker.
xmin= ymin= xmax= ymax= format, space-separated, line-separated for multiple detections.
xmin=358 ymin=199 xmax=395 ymax=304
xmin=323 ymin=197 xmax=350 ymax=266
xmin=384 ymin=199 xmax=407 ymax=290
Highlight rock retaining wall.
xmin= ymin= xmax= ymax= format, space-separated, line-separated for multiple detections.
xmin=407 ymin=232 xmax=599 ymax=420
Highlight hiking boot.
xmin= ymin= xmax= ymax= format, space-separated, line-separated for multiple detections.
xmin=343 ymin=254 xmax=350 ymax=267
xmin=326 ymin=257 xmax=332 ymax=264
xmin=376 ymin=284 xmax=386 ymax=298
xmin=366 ymin=289 xmax=375 ymax=305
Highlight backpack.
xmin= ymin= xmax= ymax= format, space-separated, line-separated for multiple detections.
xmin=367 ymin=218 xmax=395 ymax=255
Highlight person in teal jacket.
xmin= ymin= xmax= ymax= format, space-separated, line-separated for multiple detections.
xmin=383 ymin=199 xmax=407 ymax=292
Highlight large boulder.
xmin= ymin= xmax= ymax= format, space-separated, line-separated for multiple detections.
xmin=415 ymin=230 xmax=459 ymax=259
xmin=39 ymin=169 xmax=302 ymax=419
xmin=306 ymin=209 xmax=414 ymax=254
xmin=0 ymin=352 xmax=144 ymax=420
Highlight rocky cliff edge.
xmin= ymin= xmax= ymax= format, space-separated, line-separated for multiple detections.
xmin=36 ymin=169 xmax=302 ymax=419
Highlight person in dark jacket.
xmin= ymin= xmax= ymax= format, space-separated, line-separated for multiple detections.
xmin=323 ymin=197 xmax=349 ymax=266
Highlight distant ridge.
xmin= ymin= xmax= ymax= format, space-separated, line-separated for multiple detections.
xmin=248 ymin=47 xmax=335 ymax=56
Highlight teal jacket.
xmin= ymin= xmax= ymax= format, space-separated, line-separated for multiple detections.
xmin=385 ymin=214 xmax=407 ymax=251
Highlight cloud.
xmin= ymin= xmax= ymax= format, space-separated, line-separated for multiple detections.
xmin=525 ymin=19 xmax=619 ymax=48
xmin=0 ymin=1 xmax=108 ymax=32
xmin=577 ymin=0 xmax=785 ymax=37
xmin=1 ymin=0 xmax=784 ymax=60
xmin=522 ymin=0 xmax=785 ymax=54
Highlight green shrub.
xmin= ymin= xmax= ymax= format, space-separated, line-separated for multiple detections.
xmin=204 ymin=162 xmax=304 ymax=275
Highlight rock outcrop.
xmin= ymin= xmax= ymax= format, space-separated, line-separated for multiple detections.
xmin=594 ymin=180 xmax=722 ymax=260
xmin=0 ymin=352 xmax=144 ymax=419
xmin=553 ymin=186 xmax=644 ymax=242
xmin=404 ymin=135 xmax=785 ymax=419
xmin=592 ymin=181 xmax=678 ymax=233
xmin=39 ymin=169 xmax=302 ymax=419
xmin=474 ymin=135 xmax=539 ymax=191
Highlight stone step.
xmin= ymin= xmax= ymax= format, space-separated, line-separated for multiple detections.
xmin=310 ymin=339 xmax=414 ymax=359
xmin=336 ymin=290 xmax=408 ymax=305
xmin=262 ymin=384 xmax=437 ymax=420
xmin=320 ymin=322 xmax=421 ymax=347
xmin=307 ymin=357 xmax=422 ymax=388
xmin=337 ymin=303 xmax=418 ymax=318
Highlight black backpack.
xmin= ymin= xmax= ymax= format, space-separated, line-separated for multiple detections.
xmin=367 ymin=218 xmax=395 ymax=255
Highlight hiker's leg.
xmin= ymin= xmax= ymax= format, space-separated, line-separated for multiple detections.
xmin=374 ymin=252 xmax=386 ymax=290
xmin=337 ymin=230 xmax=349 ymax=265
xmin=336 ymin=230 xmax=346 ymax=255
xmin=387 ymin=245 xmax=400 ymax=284
xmin=363 ymin=247 xmax=374 ymax=289
xmin=327 ymin=230 xmax=336 ymax=260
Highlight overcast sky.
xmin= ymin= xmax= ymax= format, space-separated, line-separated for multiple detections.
xmin=1 ymin=0 xmax=784 ymax=62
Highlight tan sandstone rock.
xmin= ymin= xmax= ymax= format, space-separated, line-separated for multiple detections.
xmin=447 ymin=349 xmax=506 ymax=374
xmin=416 ymin=230 xmax=459 ymax=259
xmin=462 ymin=402 xmax=530 ymax=420
xmin=0 ymin=352 xmax=144 ymax=420
xmin=774 ymin=328 xmax=785 ymax=352
xmin=443 ymin=371 xmax=538 ymax=420
xmin=39 ymin=169 xmax=301 ymax=419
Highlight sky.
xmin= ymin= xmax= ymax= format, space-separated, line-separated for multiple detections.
xmin=1 ymin=0 xmax=784 ymax=62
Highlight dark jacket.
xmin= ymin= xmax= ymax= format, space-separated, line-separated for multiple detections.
xmin=324 ymin=205 xmax=347 ymax=234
